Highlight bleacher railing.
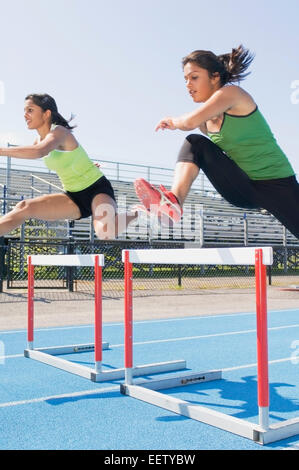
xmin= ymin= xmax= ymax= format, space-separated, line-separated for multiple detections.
xmin=0 ymin=146 xmax=215 ymax=194
xmin=0 ymin=145 xmax=298 ymax=246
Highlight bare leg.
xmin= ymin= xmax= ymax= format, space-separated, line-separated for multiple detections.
xmin=171 ymin=161 xmax=199 ymax=206
xmin=92 ymin=194 xmax=137 ymax=240
xmin=0 ymin=193 xmax=81 ymax=236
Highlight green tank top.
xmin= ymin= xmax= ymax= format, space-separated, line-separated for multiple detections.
xmin=43 ymin=144 xmax=104 ymax=192
xmin=207 ymin=107 xmax=294 ymax=180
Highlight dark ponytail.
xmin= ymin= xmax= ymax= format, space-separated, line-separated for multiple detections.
xmin=51 ymin=110 xmax=76 ymax=129
xmin=25 ymin=93 xmax=76 ymax=130
xmin=182 ymin=45 xmax=255 ymax=86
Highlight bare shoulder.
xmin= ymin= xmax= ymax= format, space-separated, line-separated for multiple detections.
xmin=49 ymin=125 xmax=69 ymax=137
xmin=219 ymin=84 xmax=250 ymax=97
xmin=49 ymin=125 xmax=78 ymax=150
xmin=222 ymin=85 xmax=257 ymax=114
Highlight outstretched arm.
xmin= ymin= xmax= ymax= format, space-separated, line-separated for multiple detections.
xmin=155 ymin=85 xmax=242 ymax=132
xmin=0 ymin=126 xmax=68 ymax=159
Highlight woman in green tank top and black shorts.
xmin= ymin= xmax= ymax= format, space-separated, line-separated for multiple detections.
xmin=134 ymin=45 xmax=299 ymax=239
xmin=0 ymin=94 xmax=137 ymax=239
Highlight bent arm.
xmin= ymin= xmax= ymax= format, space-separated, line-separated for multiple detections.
xmin=0 ymin=127 xmax=67 ymax=159
xmin=156 ymin=86 xmax=242 ymax=132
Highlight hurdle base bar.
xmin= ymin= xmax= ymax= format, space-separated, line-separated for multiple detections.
xmin=24 ymin=346 xmax=186 ymax=382
xmin=121 ymin=369 xmax=222 ymax=391
xmin=91 ymin=359 xmax=187 ymax=382
xmin=258 ymin=416 xmax=299 ymax=445
xmin=25 ymin=342 xmax=110 ymax=355
xmin=24 ymin=348 xmax=99 ymax=380
xmin=120 ymin=371 xmax=299 ymax=445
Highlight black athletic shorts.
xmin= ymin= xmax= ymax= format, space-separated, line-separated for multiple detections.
xmin=177 ymin=134 xmax=299 ymax=239
xmin=65 ymin=175 xmax=116 ymax=219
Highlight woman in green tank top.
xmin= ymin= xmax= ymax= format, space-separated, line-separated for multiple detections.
xmin=0 ymin=94 xmax=137 ymax=239
xmin=134 ymin=45 xmax=299 ymax=239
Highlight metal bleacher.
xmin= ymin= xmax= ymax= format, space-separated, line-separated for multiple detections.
xmin=0 ymin=159 xmax=298 ymax=246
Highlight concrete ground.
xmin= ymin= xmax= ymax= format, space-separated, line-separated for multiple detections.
xmin=0 ymin=282 xmax=299 ymax=331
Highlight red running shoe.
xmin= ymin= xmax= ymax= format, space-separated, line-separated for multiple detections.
xmin=134 ymin=178 xmax=161 ymax=211
xmin=134 ymin=178 xmax=183 ymax=224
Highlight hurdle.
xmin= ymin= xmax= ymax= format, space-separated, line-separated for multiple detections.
xmin=120 ymin=247 xmax=299 ymax=445
xmin=24 ymin=254 xmax=186 ymax=382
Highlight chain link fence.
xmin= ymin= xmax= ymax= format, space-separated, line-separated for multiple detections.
xmin=1 ymin=239 xmax=298 ymax=298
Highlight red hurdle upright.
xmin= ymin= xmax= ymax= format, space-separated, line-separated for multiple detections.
xmin=255 ymin=248 xmax=269 ymax=429
xmin=124 ymin=250 xmax=133 ymax=384
xmin=94 ymin=254 xmax=103 ymax=373
xmin=27 ymin=255 xmax=34 ymax=349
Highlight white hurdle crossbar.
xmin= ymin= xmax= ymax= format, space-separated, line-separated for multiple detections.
xmin=120 ymin=247 xmax=299 ymax=445
xmin=24 ymin=254 xmax=186 ymax=382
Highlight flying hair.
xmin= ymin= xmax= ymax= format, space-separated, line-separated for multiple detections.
xmin=182 ymin=45 xmax=255 ymax=86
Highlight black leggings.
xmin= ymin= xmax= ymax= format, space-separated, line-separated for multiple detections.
xmin=177 ymin=134 xmax=299 ymax=239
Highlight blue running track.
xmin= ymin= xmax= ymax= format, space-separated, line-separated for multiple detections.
xmin=0 ymin=308 xmax=299 ymax=450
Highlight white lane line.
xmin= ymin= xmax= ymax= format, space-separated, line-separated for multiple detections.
xmin=111 ymin=323 xmax=299 ymax=348
xmin=2 ymin=323 xmax=299 ymax=360
xmin=0 ymin=385 xmax=119 ymax=408
xmin=0 ymin=356 xmax=296 ymax=409
xmin=1 ymin=307 xmax=299 ymax=335
xmin=223 ymin=356 xmax=295 ymax=372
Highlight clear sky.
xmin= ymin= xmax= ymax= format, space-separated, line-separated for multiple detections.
xmin=0 ymin=0 xmax=298 ymax=175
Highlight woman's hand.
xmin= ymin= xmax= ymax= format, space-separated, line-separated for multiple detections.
xmin=155 ymin=117 xmax=177 ymax=132
xmin=94 ymin=162 xmax=101 ymax=168
xmin=155 ymin=115 xmax=192 ymax=132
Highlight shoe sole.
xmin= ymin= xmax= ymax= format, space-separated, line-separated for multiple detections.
xmin=134 ymin=178 xmax=161 ymax=210
xmin=134 ymin=178 xmax=182 ymax=224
